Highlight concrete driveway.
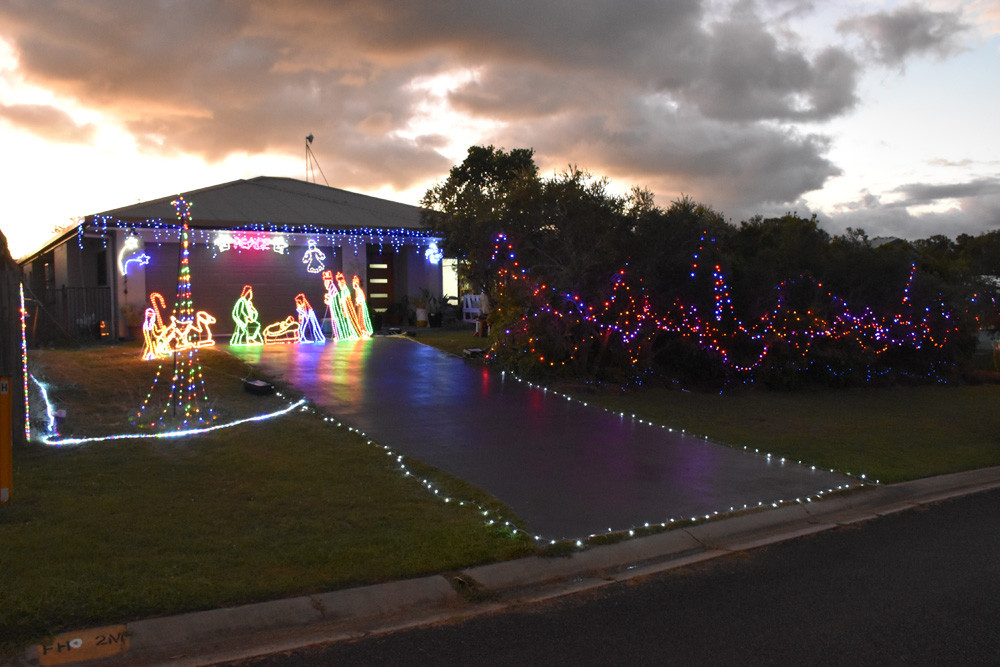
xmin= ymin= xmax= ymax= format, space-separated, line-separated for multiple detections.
xmin=228 ymin=337 xmax=854 ymax=540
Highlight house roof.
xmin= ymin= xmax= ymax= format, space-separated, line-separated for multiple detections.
xmin=90 ymin=176 xmax=427 ymax=232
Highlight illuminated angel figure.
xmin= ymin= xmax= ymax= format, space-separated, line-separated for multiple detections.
xmin=301 ymin=239 xmax=326 ymax=273
xmin=295 ymin=293 xmax=326 ymax=343
xmin=352 ymin=275 xmax=374 ymax=337
xmin=231 ymin=285 xmax=263 ymax=345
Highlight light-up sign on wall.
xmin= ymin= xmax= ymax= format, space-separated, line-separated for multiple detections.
xmin=214 ymin=231 xmax=289 ymax=254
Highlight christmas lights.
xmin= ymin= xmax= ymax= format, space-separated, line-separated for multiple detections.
xmin=323 ymin=270 xmax=360 ymax=340
xmin=295 ymin=293 xmax=326 ymax=344
xmin=134 ymin=197 xmax=216 ymax=431
xmin=214 ymin=231 xmax=289 ymax=254
xmin=117 ymin=235 xmax=151 ymax=275
xmin=230 ymin=285 xmax=264 ymax=346
xmin=141 ymin=292 xmax=216 ymax=360
xmin=46 ymin=398 xmax=308 ymax=446
xmin=301 ymin=239 xmax=326 ymax=273
xmin=264 ymin=317 xmax=300 ymax=344
xmin=424 ymin=240 xmax=443 ymax=264
xmin=20 ymin=282 xmax=29 ymax=441
xmin=351 ymin=275 xmax=374 ymax=337
xmin=486 ymin=234 xmax=963 ymax=387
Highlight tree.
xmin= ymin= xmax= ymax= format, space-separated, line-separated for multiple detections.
xmin=421 ymin=145 xmax=539 ymax=294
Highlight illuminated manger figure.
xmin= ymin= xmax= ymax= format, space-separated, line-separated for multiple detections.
xmin=352 ymin=275 xmax=374 ymax=337
xmin=295 ymin=293 xmax=326 ymax=343
xmin=231 ymin=285 xmax=264 ymax=345
xmin=264 ymin=316 xmax=300 ymax=344
xmin=301 ymin=239 xmax=326 ymax=273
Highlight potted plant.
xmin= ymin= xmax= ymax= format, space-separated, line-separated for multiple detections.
xmin=120 ymin=303 xmax=142 ymax=340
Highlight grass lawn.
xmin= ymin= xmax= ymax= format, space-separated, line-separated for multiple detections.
xmin=1 ymin=342 xmax=532 ymax=655
xmin=5 ymin=331 xmax=998 ymax=654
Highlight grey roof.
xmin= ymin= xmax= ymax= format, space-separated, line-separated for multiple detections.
xmin=90 ymin=176 xmax=427 ymax=232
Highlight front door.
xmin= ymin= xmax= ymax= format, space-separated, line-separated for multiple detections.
xmin=366 ymin=248 xmax=394 ymax=322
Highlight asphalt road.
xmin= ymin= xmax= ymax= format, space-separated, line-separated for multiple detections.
xmin=224 ymin=487 xmax=1000 ymax=666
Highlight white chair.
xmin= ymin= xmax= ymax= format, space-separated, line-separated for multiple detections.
xmin=462 ymin=294 xmax=481 ymax=322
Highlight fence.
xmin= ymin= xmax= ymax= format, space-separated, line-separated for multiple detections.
xmin=24 ymin=286 xmax=114 ymax=346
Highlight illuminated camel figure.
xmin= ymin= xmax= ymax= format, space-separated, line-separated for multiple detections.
xmin=141 ymin=292 xmax=216 ymax=360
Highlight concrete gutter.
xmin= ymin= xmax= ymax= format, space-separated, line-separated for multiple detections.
xmin=18 ymin=465 xmax=1000 ymax=666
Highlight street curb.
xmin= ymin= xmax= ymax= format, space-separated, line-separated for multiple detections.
xmin=17 ymin=465 xmax=1000 ymax=666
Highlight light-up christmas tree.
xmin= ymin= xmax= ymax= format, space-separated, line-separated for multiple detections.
xmin=134 ymin=197 xmax=216 ymax=430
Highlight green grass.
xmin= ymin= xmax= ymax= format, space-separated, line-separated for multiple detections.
xmin=408 ymin=323 xmax=482 ymax=357
xmin=6 ymin=336 xmax=999 ymax=654
xmin=575 ymin=384 xmax=1000 ymax=485
xmin=1 ymin=343 xmax=532 ymax=655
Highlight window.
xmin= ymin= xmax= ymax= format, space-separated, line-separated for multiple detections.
xmin=96 ymin=249 xmax=108 ymax=286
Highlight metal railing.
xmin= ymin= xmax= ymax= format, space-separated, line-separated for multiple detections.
xmin=25 ymin=286 xmax=114 ymax=346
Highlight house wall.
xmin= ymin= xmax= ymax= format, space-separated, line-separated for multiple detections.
xmin=135 ymin=234 xmax=441 ymax=336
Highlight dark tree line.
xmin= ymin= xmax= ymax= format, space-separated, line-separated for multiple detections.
xmin=423 ymin=146 xmax=1000 ymax=389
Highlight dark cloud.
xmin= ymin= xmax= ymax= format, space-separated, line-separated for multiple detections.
xmin=837 ymin=4 xmax=970 ymax=66
xmin=892 ymin=178 xmax=1000 ymax=206
xmin=823 ymin=177 xmax=1000 ymax=240
xmin=0 ymin=102 xmax=96 ymax=143
xmin=491 ymin=95 xmax=841 ymax=214
xmin=679 ymin=15 xmax=858 ymax=121
xmin=1 ymin=0 xmax=974 ymax=219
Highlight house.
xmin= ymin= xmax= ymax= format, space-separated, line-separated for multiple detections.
xmin=18 ymin=177 xmax=445 ymax=344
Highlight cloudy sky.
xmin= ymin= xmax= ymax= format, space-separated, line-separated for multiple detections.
xmin=1 ymin=0 xmax=998 ymax=258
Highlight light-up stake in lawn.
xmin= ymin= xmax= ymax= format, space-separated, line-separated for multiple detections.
xmin=134 ymin=197 xmax=216 ymax=431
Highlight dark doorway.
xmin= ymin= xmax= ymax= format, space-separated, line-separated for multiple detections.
xmin=366 ymin=247 xmax=394 ymax=324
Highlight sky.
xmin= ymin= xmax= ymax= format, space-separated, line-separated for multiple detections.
xmin=0 ymin=0 xmax=998 ymax=259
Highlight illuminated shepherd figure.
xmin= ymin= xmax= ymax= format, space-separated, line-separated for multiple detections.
xmin=322 ymin=270 xmax=353 ymax=340
xmin=295 ymin=293 xmax=326 ymax=343
xmin=231 ymin=285 xmax=264 ymax=345
xmin=352 ymin=275 xmax=374 ymax=337
xmin=336 ymin=271 xmax=364 ymax=340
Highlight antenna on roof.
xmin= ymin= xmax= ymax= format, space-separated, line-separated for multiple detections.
xmin=305 ymin=134 xmax=330 ymax=186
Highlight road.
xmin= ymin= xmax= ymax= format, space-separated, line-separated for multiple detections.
xmin=223 ymin=487 xmax=1000 ymax=666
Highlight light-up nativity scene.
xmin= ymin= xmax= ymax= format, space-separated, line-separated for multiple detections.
xmin=19 ymin=177 xmax=452 ymax=349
